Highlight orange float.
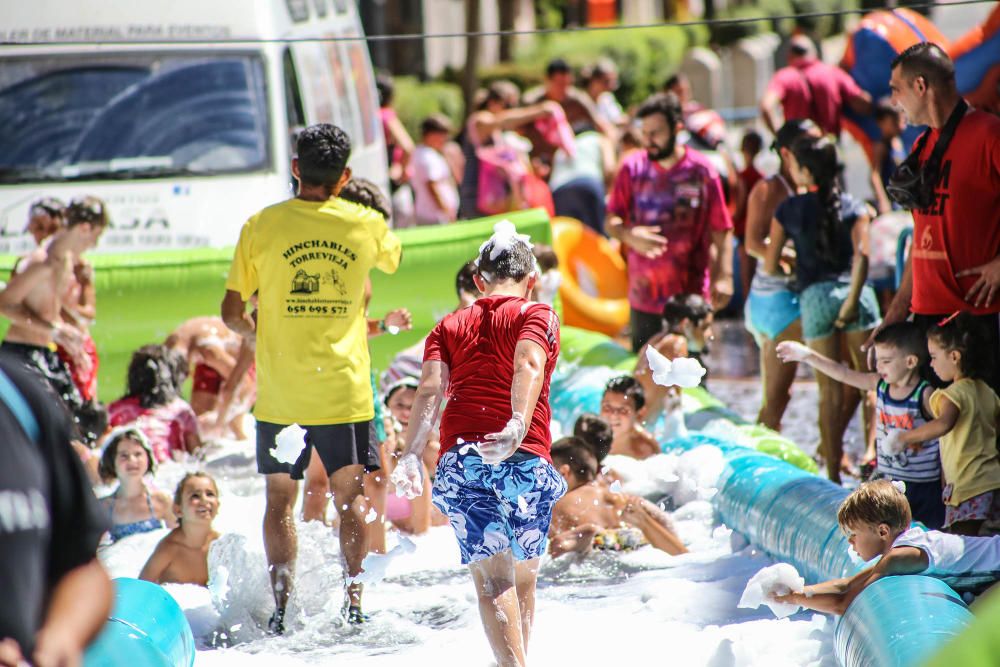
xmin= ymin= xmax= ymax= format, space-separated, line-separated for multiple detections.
xmin=550 ymin=216 xmax=629 ymax=337
xmin=950 ymin=2 xmax=1000 ymax=113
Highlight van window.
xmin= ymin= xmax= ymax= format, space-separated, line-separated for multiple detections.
xmin=0 ymin=53 xmax=270 ymax=183
xmin=282 ymin=49 xmax=306 ymax=132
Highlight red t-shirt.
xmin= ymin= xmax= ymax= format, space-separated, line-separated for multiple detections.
xmin=733 ymin=165 xmax=764 ymax=239
xmin=766 ymin=59 xmax=864 ymax=136
xmin=423 ymin=295 xmax=560 ymax=462
xmin=910 ymin=109 xmax=1000 ymax=315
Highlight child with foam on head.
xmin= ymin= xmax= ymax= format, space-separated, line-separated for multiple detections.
xmin=139 ymin=473 xmax=221 ymax=587
xmin=769 ymin=480 xmax=1000 ymax=616
xmin=98 ymin=427 xmax=176 ymax=543
xmin=600 ymin=376 xmax=660 ymax=460
xmin=884 ymin=313 xmax=1000 ymax=535
xmin=777 ymin=321 xmax=945 ymax=529
xmin=547 ymin=437 xmax=687 ymax=557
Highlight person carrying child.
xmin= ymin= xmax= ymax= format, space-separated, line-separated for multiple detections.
xmin=547 ymin=437 xmax=687 ymax=557
xmin=772 ymin=480 xmax=1000 ymax=615
xmin=600 ymin=376 xmax=660 ymax=460
xmin=139 ymin=472 xmax=221 ymax=587
xmin=98 ymin=427 xmax=176 ymax=543
xmin=777 ymin=322 xmax=945 ymax=528
xmin=878 ymin=313 xmax=1000 ymax=535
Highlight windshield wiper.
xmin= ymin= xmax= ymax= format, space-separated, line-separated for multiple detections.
xmin=64 ymin=165 xmax=213 ymax=180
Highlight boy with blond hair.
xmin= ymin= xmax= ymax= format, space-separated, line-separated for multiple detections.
xmin=773 ymin=480 xmax=1000 ymax=615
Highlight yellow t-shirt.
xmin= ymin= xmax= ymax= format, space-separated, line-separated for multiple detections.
xmin=225 ymin=197 xmax=401 ymax=425
xmin=930 ymin=378 xmax=1000 ymax=505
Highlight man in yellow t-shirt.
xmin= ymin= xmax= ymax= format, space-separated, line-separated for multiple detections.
xmin=221 ymin=124 xmax=401 ymax=632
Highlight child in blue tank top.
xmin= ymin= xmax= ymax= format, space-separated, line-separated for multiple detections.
xmin=777 ymin=322 xmax=945 ymax=528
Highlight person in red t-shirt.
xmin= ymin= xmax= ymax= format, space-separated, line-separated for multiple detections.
xmin=392 ymin=221 xmax=565 ymax=667
xmin=867 ymin=43 xmax=1000 ymax=394
xmin=760 ymin=35 xmax=872 ymax=138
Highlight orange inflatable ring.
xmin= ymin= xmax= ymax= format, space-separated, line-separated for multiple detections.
xmin=550 ymin=217 xmax=629 ymax=337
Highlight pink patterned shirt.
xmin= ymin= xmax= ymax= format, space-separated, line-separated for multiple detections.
xmin=108 ymin=396 xmax=199 ymax=463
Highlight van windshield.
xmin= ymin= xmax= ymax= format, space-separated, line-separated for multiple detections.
xmin=0 ymin=52 xmax=270 ymax=183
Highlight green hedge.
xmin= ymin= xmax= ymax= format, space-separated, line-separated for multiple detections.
xmin=710 ymin=0 xmax=860 ymax=46
xmin=392 ymin=76 xmax=466 ymax=143
xmin=511 ymin=24 xmax=696 ymax=108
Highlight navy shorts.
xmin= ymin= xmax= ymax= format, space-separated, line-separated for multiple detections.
xmin=432 ymin=449 xmax=567 ymax=565
xmin=256 ymin=420 xmax=380 ymax=480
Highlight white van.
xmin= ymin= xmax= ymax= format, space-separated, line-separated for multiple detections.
xmin=0 ymin=0 xmax=388 ymax=256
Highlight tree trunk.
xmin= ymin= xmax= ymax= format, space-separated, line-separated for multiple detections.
xmin=499 ymin=0 xmax=515 ymax=62
xmin=463 ymin=0 xmax=481 ymax=113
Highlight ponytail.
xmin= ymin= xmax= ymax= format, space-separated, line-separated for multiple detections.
xmin=792 ymin=136 xmax=843 ymax=266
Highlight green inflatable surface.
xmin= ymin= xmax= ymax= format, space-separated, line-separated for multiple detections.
xmin=0 ymin=209 xmax=552 ymax=402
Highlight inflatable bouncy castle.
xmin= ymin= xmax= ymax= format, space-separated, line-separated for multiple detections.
xmin=840 ymin=9 xmax=950 ymax=161
xmin=950 ymin=2 xmax=1000 ymax=114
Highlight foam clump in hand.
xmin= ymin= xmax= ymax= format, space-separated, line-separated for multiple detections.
xmin=479 ymin=220 xmax=533 ymax=261
xmin=350 ymin=536 xmax=417 ymax=586
xmin=646 ymin=346 xmax=706 ymax=388
xmin=271 ymin=424 xmax=307 ymax=464
xmin=738 ymin=563 xmax=805 ymax=618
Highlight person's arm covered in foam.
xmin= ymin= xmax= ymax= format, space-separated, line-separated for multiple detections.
xmin=621 ymin=496 xmax=687 ymax=555
xmin=774 ymin=545 xmax=928 ymax=615
xmin=392 ymin=359 xmax=450 ymax=498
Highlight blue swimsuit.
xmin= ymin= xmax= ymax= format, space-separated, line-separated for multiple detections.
xmin=107 ymin=490 xmax=165 ymax=543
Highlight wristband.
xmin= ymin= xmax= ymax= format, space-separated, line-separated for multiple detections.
xmin=378 ymin=319 xmax=388 ymax=333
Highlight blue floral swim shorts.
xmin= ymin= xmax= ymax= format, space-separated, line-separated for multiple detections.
xmin=432 ymin=448 xmax=567 ymax=564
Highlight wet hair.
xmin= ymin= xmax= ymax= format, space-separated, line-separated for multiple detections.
xmin=928 ymin=312 xmax=992 ymax=379
xmin=635 ymin=92 xmax=683 ymax=129
xmin=546 ymin=58 xmax=572 ymax=78
xmin=790 ymin=135 xmax=843 ymax=266
xmin=741 ymin=129 xmax=764 ymax=156
xmin=74 ymin=400 xmax=108 ymax=448
xmin=604 ymin=375 xmax=645 ymax=412
xmin=891 ymin=42 xmax=955 ymax=89
xmin=477 ymin=231 xmax=536 ymax=284
xmin=873 ymin=321 xmax=926 ymax=362
xmin=163 ymin=347 xmax=188 ymax=395
xmin=66 ymin=196 xmax=109 ymax=228
xmin=126 ymin=344 xmax=178 ymax=409
xmin=30 ymin=197 xmax=66 ymax=220
xmin=173 ymin=472 xmax=219 ymax=507
xmin=98 ymin=427 xmax=155 ymax=483
xmin=551 ymin=436 xmax=598 ymax=482
xmin=376 ymin=73 xmax=394 ymax=107
xmin=532 ymin=244 xmax=559 ymax=273
xmin=772 ymin=118 xmax=819 ymax=152
xmin=455 ymin=260 xmax=481 ymax=300
xmin=296 ymin=123 xmax=351 ymax=188
xmin=662 ymin=294 xmax=712 ymax=331
xmin=339 ymin=178 xmax=391 ymax=220
xmin=420 ymin=113 xmax=454 ymax=137
xmin=573 ymin=413 xmax=613 ymax=463
xmin=838 ymin=480 xmax=911 ymax=533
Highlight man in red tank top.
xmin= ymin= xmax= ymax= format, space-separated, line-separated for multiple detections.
xmin=868 ymin=43 xmax=1000 ymax=393
xmin=392 ymin=221 xmax=565 ymax=667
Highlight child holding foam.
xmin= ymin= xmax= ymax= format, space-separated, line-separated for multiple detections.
xmin=884 ymin=313 xmax=1000 ymax=535
xmin=548 ymin=437 xmax=687 ymax=557
xmin=139 ymin=473 xmax=221 ymax=587
xmin=777 ymin=322 xmax=945 ymax=529
xmin=772 ymin=480 xmax=1000 ymax=615
xmin=600 ymin=376 xmax=660 ymax=459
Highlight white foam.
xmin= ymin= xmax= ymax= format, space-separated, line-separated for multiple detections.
xmin=645 ymin=346 xmax=707 ymax=388
xmin=738 ymin=564 xmax=806 ymax=619
xmin=270 ymin=424 xmax=307 ymax=464
xmin=478 ymin=220 xmax=533 ymax=260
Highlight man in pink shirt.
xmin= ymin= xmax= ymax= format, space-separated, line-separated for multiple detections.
xmin=760 ymin=35 xmax=873 ymax=137
xmin=606 ymin=92 xmax=734 ymax=352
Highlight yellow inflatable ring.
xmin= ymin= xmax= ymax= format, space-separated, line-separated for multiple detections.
xmin=550 ymin=217 xmax=629 ymax=337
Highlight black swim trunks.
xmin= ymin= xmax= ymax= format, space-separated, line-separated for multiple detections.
xmin=255 ymin=419 xmax=380 ymax=480
xmin=0 ymin=342 xmax=84 ymax=416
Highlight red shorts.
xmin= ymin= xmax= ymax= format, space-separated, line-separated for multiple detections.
xmin=192 ymin=363 xmax=223 ymax=395
xmin=57 ymin=334 xmax=98 ymax=403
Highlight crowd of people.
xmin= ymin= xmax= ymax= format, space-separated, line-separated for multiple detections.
xmin=1 ymin=33 xmax=999 ymax=667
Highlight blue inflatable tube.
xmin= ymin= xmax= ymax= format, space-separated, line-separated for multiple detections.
xmin=84 ymin=578 xmax=195 ymax=667
xmin=661 ymin=435 xmax=973 ymax=666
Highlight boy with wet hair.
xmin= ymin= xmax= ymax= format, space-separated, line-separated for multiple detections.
xmin=601 ymin=376 xmax=660 ymax=459
xmin=393 ymin=220 xmax=563 ymax=667
xmin=573 ymin=412 xmax=613 ymax=463
xmin=777 ymin=321 xmax=944 ymax=529
xmin=548 ymin=437 xmax=687 ymax=557
xmin=773 ymin=480 xmax=1000 ymax=615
